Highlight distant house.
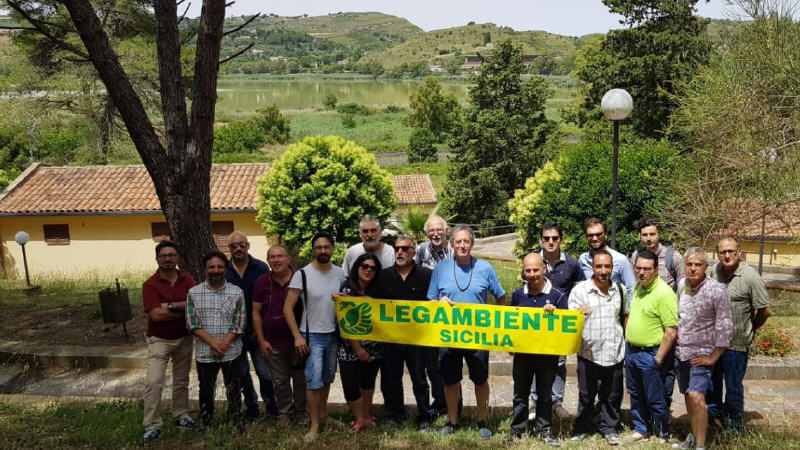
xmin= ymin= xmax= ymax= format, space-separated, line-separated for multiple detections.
xmin=460 ymin=54 xmax=539 ymax=69
xmin=0 ymin=164 xmax=437 ymax=278
xmin=428 ymin=65 xmax=446 ymax=73
xmin=711 ymin=198 xmax=800 ymax=266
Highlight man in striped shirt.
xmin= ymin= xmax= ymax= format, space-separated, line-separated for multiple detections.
xmin=186 ymin=251 xmax=247 ymax=426
xmin=568 ymin=249 xmax=626 ymax=446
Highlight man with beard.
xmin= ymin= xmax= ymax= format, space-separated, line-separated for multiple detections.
xmin=283 ymin=232 xmax=346 ymax=443
xmin=578 ymin=218 xmax=636 ymax=297
xmin=186 ymin=251 xmax=246 ymax=426
xmin=342 ymin=216 xmax=395 ymax=273
xmin=568 ymin=250 xmax=627 ymax=446
xmin=428 ymin=225 xmax=506 ymax=439
xmin=141 ymin=240 xmax=196 ymax=444
xmin=416 ymin=215 xmax=454 ymax=270
xmin=707 ymin=237 xmax=770 ymax=432
xmin=225 ymin=231 xmax=277 ymax=420
xmin=509 ymin=253 xmax=566 ymax=446
xmin=376 ymin=236 xmax=437 ymax=431
xmin=625 ymin=250 xmax=677 ymax=443
xmin=531 ymin=221 xmax=585 ymax=420
xmin=252 ymin=245 xmax=306 ymax=426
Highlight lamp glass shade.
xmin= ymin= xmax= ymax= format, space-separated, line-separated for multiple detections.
xmin=14 ymin=231 xmax=30 ymax=245
xmin=601 ymin=88 xmax=633 ymax=121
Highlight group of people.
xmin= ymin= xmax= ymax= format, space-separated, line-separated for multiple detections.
xmin=140 ymin=215 xmax=770 ymax=450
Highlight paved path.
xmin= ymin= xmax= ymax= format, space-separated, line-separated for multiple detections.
xmin=5 ymin=358 xmax=800 ymax=429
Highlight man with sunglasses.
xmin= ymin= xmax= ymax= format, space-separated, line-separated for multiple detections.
xmin=225 ymin=231 xmax=278 ymax=420
xmin=578 ymin=217 xmax=636 ymax=298
xmin=707 ymin=237 xmax=771 ymax=432
xmin=531 ymin=222 xmax=585 ymax=420
xmin=342 ymin=216 xmax=395 ymax=273
xmin=376 ymin=236 xmax=438 ymax=431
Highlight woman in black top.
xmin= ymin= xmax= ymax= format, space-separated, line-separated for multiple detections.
xmin=338 ymin=252 xmax=382 ymax=433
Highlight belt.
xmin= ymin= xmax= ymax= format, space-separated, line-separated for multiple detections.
xmin=627 ymin=343 xmax=659 ymax=352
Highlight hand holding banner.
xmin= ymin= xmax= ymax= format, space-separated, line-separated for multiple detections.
xmin=336 ymin=296 xmax=584 ymax=355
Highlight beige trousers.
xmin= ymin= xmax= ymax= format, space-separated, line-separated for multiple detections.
xmin=142 ymin=334 xmax=193 ymax=429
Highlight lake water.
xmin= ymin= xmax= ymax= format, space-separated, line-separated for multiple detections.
xmin=215 ymin=78 xmax=469 ymax=113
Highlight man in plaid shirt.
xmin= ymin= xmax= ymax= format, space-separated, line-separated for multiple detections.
xmin=568 ymin=249 xmax=627 ymax=446
xmin=186 ymin=250 xmax=246 ymax=426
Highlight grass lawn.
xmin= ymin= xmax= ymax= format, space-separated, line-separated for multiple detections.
xmin=1 ymin=399 xmax=798 ymax=449
xmin=288 ymin=110 xmax=412 ymax=154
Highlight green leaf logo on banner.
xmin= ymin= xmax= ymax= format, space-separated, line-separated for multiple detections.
xmin=339 ymin=301 xmax=373 ymax=336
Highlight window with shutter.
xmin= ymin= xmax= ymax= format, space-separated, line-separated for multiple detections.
xmin=43 ymin=224 xmax=70 ymax=245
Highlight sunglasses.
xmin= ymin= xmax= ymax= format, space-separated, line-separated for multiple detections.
xmin=228 ymin=242 xmax=248 ymax=249
xmin=394 ymin=245 xmax=413 ymax=252
xmin=541 ymin=236 xmax=561 ymax=242
xmin=359 ymin=263 xmax=377 ymax=271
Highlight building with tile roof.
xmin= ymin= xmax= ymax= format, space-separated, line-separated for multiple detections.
xmin=0 ymin=163 xmax=437 ymax=278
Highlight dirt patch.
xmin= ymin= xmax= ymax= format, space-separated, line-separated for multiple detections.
xmin=0 ymin=304 xmax=147 ymax=348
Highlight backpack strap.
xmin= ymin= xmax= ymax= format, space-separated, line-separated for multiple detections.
xmin=616 ymin=281 xmax=627 ymax=328
xmin=665 ymin=246 xmax=678 ymax=288
xmin=300 ymin=269 xmax=309 ymax=341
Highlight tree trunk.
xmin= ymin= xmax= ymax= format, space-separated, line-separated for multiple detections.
xmin=62 ymin=0 xmax=222 ymax=280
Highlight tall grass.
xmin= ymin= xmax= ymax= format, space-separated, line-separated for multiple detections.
xmin=289 ymin=110 xmax=412 ymax=153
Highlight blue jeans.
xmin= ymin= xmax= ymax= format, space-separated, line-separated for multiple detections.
xmin=530 ymin=356 xmax=566 ymax=405
xmin=305 ymin=332 xmax=338 ymax=390
xmin=625 ymin=343 xmax=669 ymax=438
xmin=240 ymin=334 xmax=278 ymax=416
xmin=706 ymin=349 xmax=748 ymax=430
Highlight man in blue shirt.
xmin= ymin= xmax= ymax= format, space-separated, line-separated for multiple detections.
xmin=225 ymin=231 xmax=277 ymax=419
xmin=428 ymin=225 xmax=505 ymax=439
xmin=532 ymin=221 xmax=585 ymax=420
xmin=578 ymin=218 xmax=636 ymax=297
xmin=510 ymin=253 xmax=567 ymax=446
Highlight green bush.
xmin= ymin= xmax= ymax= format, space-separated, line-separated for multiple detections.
xmin=214 ymin=119 xmax=264 ymax=154
xmin=383 ymin=105 xmax=404 ymax=114
xmin=254 ymin=104 xmax=291 ymax=144
xmin=407 ymin=128 xmax=438 ymax=163
xmin=323 ymin=94 xmax=338 ymax=110
xmin=0 ymin=167 xmax=20 ymax=191
xmin=508 ymin=140 xmax=685 ymax=256
xmin=336 ymin=103 xmax=371 ymax=116
xmin=341 ymin=114 xmax=357 ymax=129
xmin=256 ymin=136 xmax=396 ymax=263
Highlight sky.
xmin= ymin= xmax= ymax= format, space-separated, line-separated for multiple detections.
xmin=186 ymin=1 xmax=745 ymax=36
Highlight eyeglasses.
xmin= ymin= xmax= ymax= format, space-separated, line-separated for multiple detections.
xmin=586 ymin=232 xmax=604 ymax=238
xmin=158 ymin=253 xmax=178 ymax=259
xmin=394 ymin=245 xmax=413 ymax=252
xmin=360 ymin=228 xmax=379 ymax=234
xmin=228 ymin=242 xmax=248 ymax=249
xmin=359 ymin=263 xmax=377 ymax=271
xmin=541 ymin=236 xmax=561 ymax=242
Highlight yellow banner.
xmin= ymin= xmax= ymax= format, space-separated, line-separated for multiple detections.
xmin=335 ymin=296 xmax=584 ymax=355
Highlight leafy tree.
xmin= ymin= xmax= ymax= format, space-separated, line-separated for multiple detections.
xmin=323 ymin=93 xmax=338 ymax=110
xmin=508 ymin=140 xmax=685 ymax=256
xmin=355 ymin=60 xmax=385 ymax=79
xmin=253 ymin=104 xmax=291 ymax=144
xmin=256 ymin=136 xmax=396 ymax=260
xmin=0 ymin=167 xmax=20 ymax=191
xmin=407 ymin=77 xmax=461 ymax=142
xmin=667 ymin=0 xmax=800 ymax=249
xmin=2 ymin=0 xmax=260 ymax=278
xmin=407 ymin=128 xmax=437 ymax=163
xmin=214 ymin=104 xmax=290 ymax=154
xmin=445 ymin=57 xmax=462 ymax=75
xmin=439 ymin=40 xmax=557 ymax=228
xmin=568 ymin=0 xmax=712 ymax=139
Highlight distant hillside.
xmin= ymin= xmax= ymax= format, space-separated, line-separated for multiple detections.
xmin=219 ymin=12 xmax=423 ymax=73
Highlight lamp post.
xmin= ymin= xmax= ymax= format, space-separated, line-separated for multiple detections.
xmin=601 ymin=88 xmax=633 ymax=249
xmin=14 ymin=231 xmax=32 ymax=286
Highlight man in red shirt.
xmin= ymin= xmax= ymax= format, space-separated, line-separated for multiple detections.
xmin=141 ymin=241 xmax=197 ymax=444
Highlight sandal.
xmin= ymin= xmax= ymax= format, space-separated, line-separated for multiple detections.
xmin=349 ymin=421 xmax=367 ymax=434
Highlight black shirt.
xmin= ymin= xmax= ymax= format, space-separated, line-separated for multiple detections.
xmin=377 ymin=263 xmax=432 ymax=301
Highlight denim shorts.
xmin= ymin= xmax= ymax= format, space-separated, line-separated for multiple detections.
xmin=305 ymin=332 xmax=338 ymax=390
xmin=439 ymin=348 xmax=489 ymax=385
xmin=677 ymin=358 xmax=712 ymax=394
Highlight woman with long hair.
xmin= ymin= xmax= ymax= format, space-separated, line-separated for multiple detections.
xmin=338 ymin=252 xmax=382 ymax=433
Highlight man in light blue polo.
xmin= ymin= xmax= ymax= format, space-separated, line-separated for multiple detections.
xmin=578 ymin=217 xmax=636 ymax=297
xmin=428 ymin=224 xmax=506 ymax=439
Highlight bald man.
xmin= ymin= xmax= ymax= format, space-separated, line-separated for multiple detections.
xmin=508 ymin=253 xmax=567 ymax=446
xmin=225 ymin=231 xmax=277 ymax=419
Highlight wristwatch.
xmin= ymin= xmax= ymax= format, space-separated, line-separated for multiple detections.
xmin=168 ymin=302 xmax=175 ymax=312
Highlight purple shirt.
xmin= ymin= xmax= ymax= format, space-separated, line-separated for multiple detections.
xmin=252 ymin=270 xmax=295 ymax=350
xmin=676 ymin=276 xmax=734 ymax=361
